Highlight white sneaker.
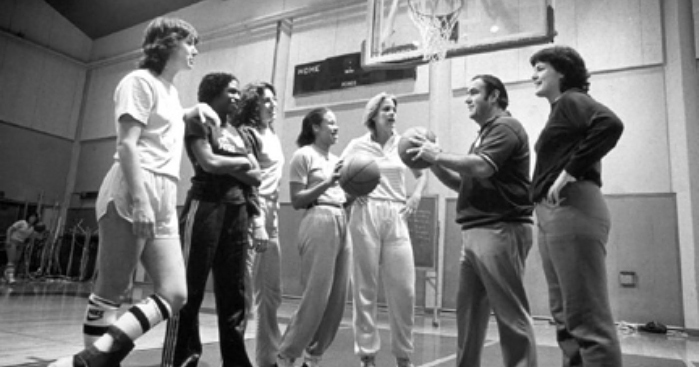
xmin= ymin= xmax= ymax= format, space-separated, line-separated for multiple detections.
xmin=277 ymin=355 xmax=295 ymax=367
xmin=4 ymin=269 xmax=16 ymax=284
xmin=360 ymin=356 xmax=376 ymax=367
xmin=396 ymin=357 xmax=414 ymax=367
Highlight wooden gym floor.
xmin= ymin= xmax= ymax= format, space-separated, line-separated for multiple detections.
xmin=1 ymin=279 xmax=698 ymax=367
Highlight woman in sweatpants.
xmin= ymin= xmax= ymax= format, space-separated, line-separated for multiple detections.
xmin=530 ymin=46 xmax=624 ymax=366
xmin=236 ymin=81 xmax=285 ymax=367
xmin=341 ymin=93 xmax=427 ymax=367
xmin=276 ymin=107 xmax=351 ymax=367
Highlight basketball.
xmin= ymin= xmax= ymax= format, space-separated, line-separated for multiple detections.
xmin=398 ymin=126 xmax=437 ymax=169
xmin=339 ymin=154 xmax=381 ymax=197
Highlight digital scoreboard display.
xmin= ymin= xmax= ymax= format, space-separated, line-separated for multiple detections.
xmin=293 ymin=52 xmax=416 ymax=96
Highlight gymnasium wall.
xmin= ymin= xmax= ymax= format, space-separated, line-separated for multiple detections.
xmin=0 ymin=0 xmax=89 ymax=205
xmin=73 ymin=0 xmax=684 ymax=324
xmin=267 ymin=0 xmax=681 ymax=325
xmin=0 ymin=0 xmax=692 ymax=326
xmin=69 ymin=0 xmax=670 ymax=198
xmin=273 ymin=0 xmax=681 ymax=325
xmin=0 ymin=124 xmax=72 ymax=206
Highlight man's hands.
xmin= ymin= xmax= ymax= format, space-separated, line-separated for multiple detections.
xmin=406 ymin=136 xmax=442 ymax=164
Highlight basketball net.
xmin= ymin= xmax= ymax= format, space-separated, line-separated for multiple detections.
xmin=407 ymin=0 xmax=463 ymax=63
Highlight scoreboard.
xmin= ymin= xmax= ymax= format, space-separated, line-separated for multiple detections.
xmin=293 ymin=52 xmax=416 ymax=96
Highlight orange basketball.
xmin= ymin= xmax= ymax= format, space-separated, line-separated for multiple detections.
xmin=339 ymin=154 xmax=381 ymax=197
xmin=398 ymin=126 xmax=437 ymax=169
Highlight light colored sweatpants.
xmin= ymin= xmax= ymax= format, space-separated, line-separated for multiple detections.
xmin=349 ymin=199 xmax=415 ymax=360
xmin=278 ymin=205 xmax=351 ymax=360
xmin=246 ymin=197 xmax=282 ymax=367
xmin=457 ymin=222 xmax=537 ymax=367
xmin=535 ymin=181 xmax=621 ymax=367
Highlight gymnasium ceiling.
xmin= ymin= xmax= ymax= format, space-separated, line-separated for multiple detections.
xmin=44 ymin=0 xmax=206 ymax=39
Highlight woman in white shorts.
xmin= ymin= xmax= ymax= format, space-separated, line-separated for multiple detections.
xmin=342 ymin=92 xmax=427 ymax=367
xmin=50 ymin=17 xmax=219 ymax=367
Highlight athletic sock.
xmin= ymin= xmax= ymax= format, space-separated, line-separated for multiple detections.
xmin=92 ymin=294 xmax=172 ymax=352
xmin=82 ymin=293 xmax=121 ymax=346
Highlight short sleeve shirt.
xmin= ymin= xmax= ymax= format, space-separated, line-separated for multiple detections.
xmin=252 ymin=128 xmax=285 ymax=200
xmin=289 ymin=145 xmax=346 ymax=205
xmin=113 ymin=69 xmax=185 ymax=180
xmin=184 ymin=117 xmax=252 ymax=204
xmin=456 ymin=114 xmax=533 ymax=229
xmin=341 ymin=132 xmax=407 ymax=202
xmin=9 ymin=220 xmax=33 ymax=242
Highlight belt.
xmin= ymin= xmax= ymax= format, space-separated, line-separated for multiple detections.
xmin=306 ymin=201 xmax=344 ymax=209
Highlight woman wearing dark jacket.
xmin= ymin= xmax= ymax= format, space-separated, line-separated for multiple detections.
xmin=530 ymin=45 xmax=624 ymax=367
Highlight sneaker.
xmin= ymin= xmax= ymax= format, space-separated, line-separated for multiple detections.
xmin=396 ymin=357 xmax=414 ymax=367
xmin=277 ymin=355 xmax=295 ymax=367
xmin=360 ymin=356 xmax=376 ymax=367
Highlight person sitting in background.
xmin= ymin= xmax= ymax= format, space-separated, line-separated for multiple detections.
xmin=4 ymin=213 xmax=37 ymax=284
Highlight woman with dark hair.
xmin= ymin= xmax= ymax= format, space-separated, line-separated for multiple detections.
xmin=530 ymin=45 xmax=624 ymax=366
xmin=161 ymin=72 xmax=260 ymax=367
xmin=236 ymin=81 xmax=285 ymax=367
xmin=341 ymin=92 xmax=427 ymax=367
xmin=50 ymin=17 xmax=219 ymax=367
xmin=276 ymin=107 xmax=350 ymax=367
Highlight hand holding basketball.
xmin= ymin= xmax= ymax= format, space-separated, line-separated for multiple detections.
xmin=329 ymin=159 xmax=344 ymax=184
xmin=398 ymin=126 xmax=437 ymax=169
xmin=339 ymin=155 xmax=381 ymax=197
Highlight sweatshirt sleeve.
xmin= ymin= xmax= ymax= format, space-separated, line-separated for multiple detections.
xmin=561 ymin=92 xmax=624 ymax=177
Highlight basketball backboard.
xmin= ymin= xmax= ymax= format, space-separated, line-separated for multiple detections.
xmin=362 ymin=0 xmax=555 ymax=67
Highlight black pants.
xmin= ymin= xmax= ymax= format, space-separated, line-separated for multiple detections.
xmin=162 ymin=196 xmax=252 ymax=367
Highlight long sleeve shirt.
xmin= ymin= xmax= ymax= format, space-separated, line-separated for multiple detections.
xmin=531 ymin=89 xmax=624 ymax=203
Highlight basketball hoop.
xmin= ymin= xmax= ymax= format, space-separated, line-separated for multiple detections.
xmin=407 ymin=0 xmax=463 ymax=63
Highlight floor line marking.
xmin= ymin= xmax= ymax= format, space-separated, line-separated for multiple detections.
xmin=417 ymin=353 xmax=456 ymax=367
xmin=417 ymin=340 xmax=499 ymax=367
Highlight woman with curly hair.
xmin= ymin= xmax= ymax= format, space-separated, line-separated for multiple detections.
xmin=50 ymin=17 xmax=219 ymax=367
xmin=530 ymin=45 xmax=624 ymax=366
xmin=236 ymin=81 xmax=285 ymax=367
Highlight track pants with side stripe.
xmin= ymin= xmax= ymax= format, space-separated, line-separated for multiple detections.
xmin=161 ymin=197 xmax=252 ymax=367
